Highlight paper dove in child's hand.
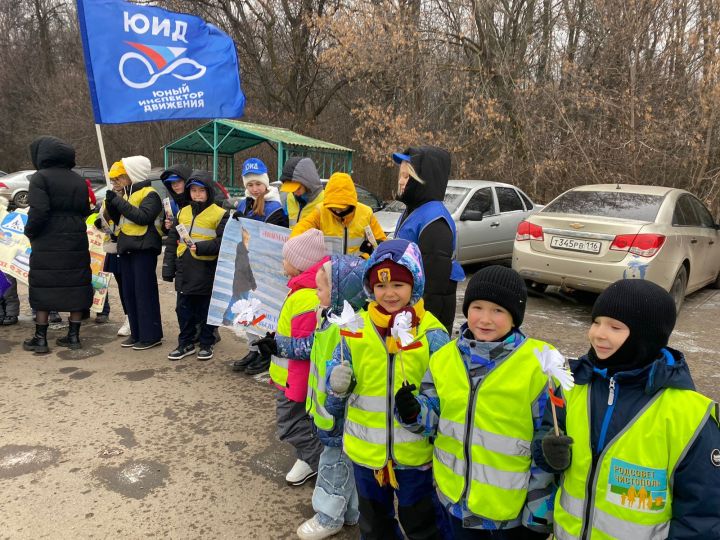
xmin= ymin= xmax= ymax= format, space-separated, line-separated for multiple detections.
xmin=534 ymin=345 xmax=575 ymax=391
xmin=391 ymin=311 xmax=415 ymax=347
xmin=327 ymin=300 xmax=364 ymax=333
xmin=231 ymin=298 xmax=262 ymax=326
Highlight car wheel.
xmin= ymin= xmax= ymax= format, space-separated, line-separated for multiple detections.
xmin=13 ymin=190 xmax=29 ymax=208
xmin=669 ymin=266 xmax=688 ymax=313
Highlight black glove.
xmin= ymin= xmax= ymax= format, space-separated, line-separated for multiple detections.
xmin=359 ymin=239 xmax=375 ymax=256
xmin=541 ymin=432 xmax=573 ymax=471
xmin=104 ymin=190 xmax=117 ymax=205
xmin=252 ymin=332 xmax=277 ymax=358
xmin=395 ymin=382 xmax=421 ymax=424
xmin=232 ymin=210 xmax=241 ymax=221
xmin=94 ymin=217 xmax=103 ymax=231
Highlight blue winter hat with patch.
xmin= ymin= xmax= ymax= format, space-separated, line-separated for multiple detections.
xmin=242 ymin=158 xmax=268 ymax=177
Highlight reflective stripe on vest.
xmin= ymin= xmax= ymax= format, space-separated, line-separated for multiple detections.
xmin=430 ymin=338 xmax=550 ymax=520
xmin=306 ymin=324 xmax=339 ymax=431
xmin=118 ymin=186 xmax=160 ymax=237
xmin=287 ymin=191 xmax=324 ymax=228
xmin=554 ymin=383 xmax=715 ymax=540
xmin=269 ymin=355 xmax=289 ymax=387
xmin=270 ymin=288 xmax=320 ymax=389
xmin=176 ymin=204 xmax=226 ymax=261
xmin=343 ymin=310 xmax=446 ymax=469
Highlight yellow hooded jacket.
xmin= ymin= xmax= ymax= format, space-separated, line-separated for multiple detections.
xmin=290 ymin=173 xmax=386 ymax=255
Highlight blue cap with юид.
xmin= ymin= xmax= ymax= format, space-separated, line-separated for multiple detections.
xmin=242 ymin=158 xmax=268 ymax=177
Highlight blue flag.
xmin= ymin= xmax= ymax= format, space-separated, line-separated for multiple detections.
xmin=77 ymin=0 xmax=245 ymax=124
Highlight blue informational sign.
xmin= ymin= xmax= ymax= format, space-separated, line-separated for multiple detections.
xmin=76 ymin=0 xmax=245 ymax=124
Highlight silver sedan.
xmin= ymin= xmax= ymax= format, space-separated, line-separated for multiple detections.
xmin=374 ymin=179 xmax=541 ymax=265
xmin=0 ymin=170 xmax=35 ymax=208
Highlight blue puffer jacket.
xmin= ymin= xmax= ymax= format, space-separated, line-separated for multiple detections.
xmin=532 ymin=348 xmax=720 ymax=539
xmin=275 ymin=254 xmax=366 ymax=445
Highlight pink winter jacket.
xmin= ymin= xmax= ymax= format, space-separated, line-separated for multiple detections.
xmin=276 ymin=257 xmax=329 ymax=402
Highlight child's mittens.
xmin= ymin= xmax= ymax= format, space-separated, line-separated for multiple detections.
xmin=252 ymin=332 xmax=277 ymax=357
xmin=541 ymin=432 xmax=574 ymax=471
xmin=395 ymin=383 xmax=420 ymax=424
xmin=330 ymin=362 xmax=353 ymax=394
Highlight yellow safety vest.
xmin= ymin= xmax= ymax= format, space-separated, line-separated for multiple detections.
xmin=269 ymin=289 xmax=320 ymax=388
xmin=554 ymin=384 xmax=716 ymax=540
xmin=176 ymin=204 xmax=226 ymax=261
xmin=306 ymin=323 xmax=341 ymax=431
xmin=287 ymin=191 xmax=324 ymax=228
xmin=118 ymin=186 xmax=162 ymax=237
xmin=343 ymin=310 xmax=446 ymax=469
xmin=430 ymin=338 xmax=552 ymax=521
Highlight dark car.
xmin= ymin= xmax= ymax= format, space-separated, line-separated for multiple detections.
xmin=73 ymin=166 xmax=107 ymax=189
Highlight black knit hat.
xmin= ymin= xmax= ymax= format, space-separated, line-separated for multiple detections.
xmin=591 ymin=280 xmax=676 ymax=364
xmin=462 ymin=266 xmax=528 ymax=326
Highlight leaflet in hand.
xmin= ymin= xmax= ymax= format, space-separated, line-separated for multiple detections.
xmin=175 ymin=224 xmax=195 ymax=247
xmin=364 ymin=225 xmax=378 ymax=248
xmin=162 ymin=197 xmax=174 ymax=220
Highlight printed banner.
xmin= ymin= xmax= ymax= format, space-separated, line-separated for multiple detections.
xmin=77 ymin=0 xmax=245 ymax=123
xmin=208 ymin=218 xmax=343 ymax=331
xmin=0 ymin=209 xmax=110 ymax=312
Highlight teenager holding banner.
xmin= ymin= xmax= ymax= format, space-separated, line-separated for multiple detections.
xmin=231 ymin=158 xmax=288 ymax=373
xmin=104 ymin=156 xmax=164 ymax=350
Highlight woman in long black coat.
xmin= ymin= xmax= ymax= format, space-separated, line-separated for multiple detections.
xmin=23 ymin=136 xmax=93 ymax=353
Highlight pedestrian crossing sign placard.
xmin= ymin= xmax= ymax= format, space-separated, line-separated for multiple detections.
xmin=0 ymin=212 xmax=27 ymax=235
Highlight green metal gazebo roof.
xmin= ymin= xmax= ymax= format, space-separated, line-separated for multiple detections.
xmin=163 ymin=119 xmax=354 ymax=187
xmin=166 ymin=119 xmax=354 ymax=155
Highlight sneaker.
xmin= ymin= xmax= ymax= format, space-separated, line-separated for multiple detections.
xmin=245 ymin=353 xmax=271 ymax=376
xmin=2 ymin=316 xmax=18 ymax=326
xmin=132 ymin=340 xmax=162 ymax=351
xmin=167 ymin=344 xmax=196 ymax=360
xmin=197 ymin=346 xmax=214 ymax=361
xmin=95 ymin=314 xmax=109 ymax=324
xmin=120 ymin=337 xmax=137 ymax=348
xmin=297 ymin=515 xmax=342 ymax=540
xmin=117 ymin=315 xmax=131 ymax=337
xmin=232 ymin=350 xmax=259 ymax=372
xmin=285 ymin=459 xmax=316 ymax=486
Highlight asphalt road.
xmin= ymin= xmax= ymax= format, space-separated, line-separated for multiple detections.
xmin=0 ymin=270 xmax=717 ymax=539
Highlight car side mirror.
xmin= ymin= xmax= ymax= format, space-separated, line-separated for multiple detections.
xmin=460 ymin=209 xmax=484 ymax=222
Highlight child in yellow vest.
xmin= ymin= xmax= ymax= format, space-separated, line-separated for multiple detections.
xmin=396 ymin=265 xmax=554 ymax=539
xmin=164 ymin=172 xmax=228 ymax=361
xmin=534 ymin=279 xmax=720 ymax=539
xmin=264 ymin=254 xmax=366 ymax=539
xmin=327 ymin=239 xmax=451 ymax=540
xmin=269 ymin=228 xmax=329 ymax=486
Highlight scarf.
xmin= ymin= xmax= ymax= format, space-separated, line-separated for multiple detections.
xmin=367 ymin=298 xmax=426 ymax=354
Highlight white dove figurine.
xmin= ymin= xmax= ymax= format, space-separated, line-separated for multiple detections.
xmin=391 ymin=311 xmax=415 ymax=347
xmin=231 ymin=298 xmax=262 ymax=326
xmin=534 ymin=345 xmax=575 ymax=391
xmin=327 ymin=300 xmax=364 ymax=333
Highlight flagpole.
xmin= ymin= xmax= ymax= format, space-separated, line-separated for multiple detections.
xmin=95 ymin=124 xmax=111 ymax=186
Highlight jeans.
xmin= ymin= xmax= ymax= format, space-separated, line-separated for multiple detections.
xmin=313 ymin=446 xmax=359 ymax=528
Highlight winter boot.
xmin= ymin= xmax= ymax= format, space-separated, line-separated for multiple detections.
xmin=23 ymin=324 xmax=50 ymax=354
xmin=56 ymin=321 xmax=82 ymax=350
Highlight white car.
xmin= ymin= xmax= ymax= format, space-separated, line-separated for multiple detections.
xmin=374 ymin=180 xmax=541 ymax=264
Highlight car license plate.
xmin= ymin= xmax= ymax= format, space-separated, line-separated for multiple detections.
xmin=550 ymin=236 xmax=602 ymax=254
